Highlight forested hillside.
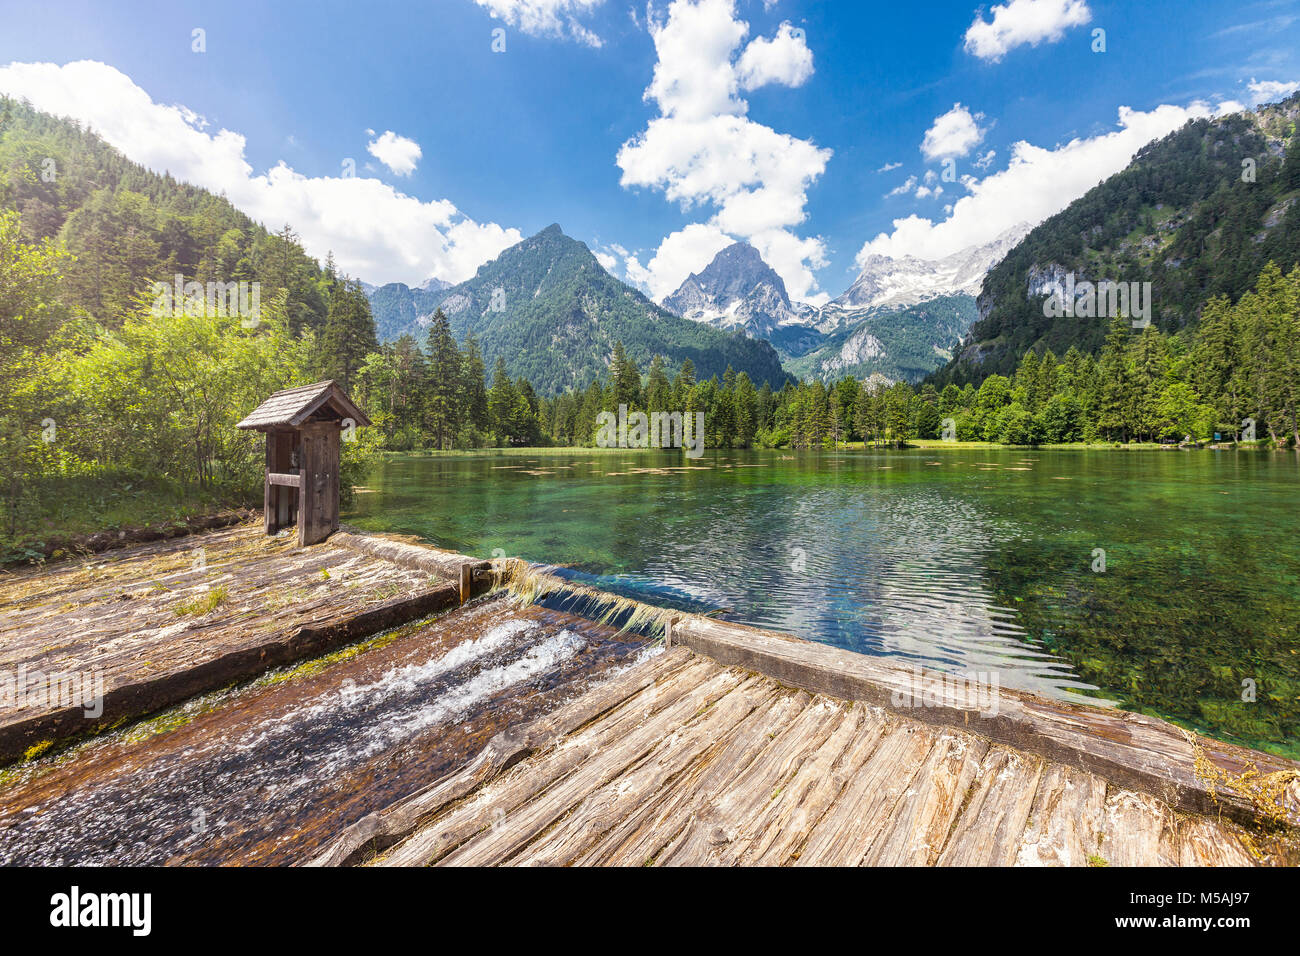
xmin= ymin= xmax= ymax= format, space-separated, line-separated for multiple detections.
xmin=785 ymin=295 xmax=978 ymax=384
xmin=0 ymin=98 xmax=333 ymax=333
xmin=938 ymin=93 xmax=1300 ymax=384
xmin=367 ymin=224 xmax=792 ymax=394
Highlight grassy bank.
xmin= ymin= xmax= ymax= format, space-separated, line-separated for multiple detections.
xmin=2 ymin=475 xmax=254 ymax=563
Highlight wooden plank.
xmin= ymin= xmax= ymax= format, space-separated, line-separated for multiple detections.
xmin=575 ymin=682 xmax=825 ymax=866
xmin=795 ymin=720 xmax=937 ymax=866
xmin=674 ymin=615 xmax=1300 ymax=826
xmin=0 ymin=525 xmax=469 ymax=763
xmin=266 ymin=472 xmax=302 ymax=488
xmin=1178 ymin=816 xmax=1258 ymax=867
xmin=745 ymin=705 xmax=887 ymax=865
xmin=371 ymin=658 xmax=740 ymax=866
xmin=861 ymin=731 xmax=990 ymax=866
xmin=435 ymin=669 xmax=764 ymax=866
xmin=936 ymin=746 xmax=1044 ymax=866
xmin=1012 ymin=764 xmax=1109 ymax=867
xmin=1097 ymin=789 xmax=1182 ymax=867
xmin=508 ymin=681 xmax=793 ymax=866
xmin=652 ymin=694 xmax=843 ymax=866
xmin=310 ymin=647 xmax=701 ymax=866
xmin=331 ymin=532 xmax=492 ymax=597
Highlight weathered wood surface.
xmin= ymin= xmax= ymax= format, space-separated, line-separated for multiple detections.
xmin=669 ymin=616 xmax=1300 ymax=829
xmin=0 ymin=523 xmax=479 ymax=763
xmin=311 ymin=645 xmax=1290 ymax=867
xmin=330 ymin=530 xmax=491 ymax=583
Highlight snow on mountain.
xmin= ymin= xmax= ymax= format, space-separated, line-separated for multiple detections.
xmin=662 ymin=242 xmax=815 ymax=339
xmin=817 ymin=224 xmax=1031 ymax=333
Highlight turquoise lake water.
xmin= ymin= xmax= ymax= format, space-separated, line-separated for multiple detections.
xmin=346 ymin=447 xmax=1300 ymax=758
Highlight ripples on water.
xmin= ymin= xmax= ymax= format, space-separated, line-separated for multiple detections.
xmin=346 ymin=447 xmax=1300 ymax=758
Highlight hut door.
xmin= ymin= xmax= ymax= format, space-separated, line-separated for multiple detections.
xmin=297 ymin=422 xmax=340 ymax=546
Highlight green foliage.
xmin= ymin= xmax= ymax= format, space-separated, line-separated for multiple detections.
xmin=366 ymin=224 xmax=790 ymax=394
xmin=939 ymin=93 xmax=1300 ymax=383
xmin=0 ymin=98 xmax=332 ymax=331
xmin=786 ymin=295 xmax=980 ymax=384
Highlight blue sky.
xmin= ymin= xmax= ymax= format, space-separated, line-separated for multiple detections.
xmin=1 ymin=0 xmax=1298 ymax=303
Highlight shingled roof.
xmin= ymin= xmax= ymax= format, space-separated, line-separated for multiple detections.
xmin=236 ymin=381 xmax=372 ymax=431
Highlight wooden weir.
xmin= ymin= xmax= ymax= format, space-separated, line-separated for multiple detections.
xmin=310 ymin=613 xmax=1300 ymax=868
xmin=1 ymin=523 xmax=1295 ymax=866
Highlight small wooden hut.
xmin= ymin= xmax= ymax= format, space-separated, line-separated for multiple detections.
xmin=236 ymin=381 xmax=371 ymax=546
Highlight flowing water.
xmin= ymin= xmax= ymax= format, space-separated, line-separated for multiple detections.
xmin=346 ymin=447 xmax=1300 ymax=758
xmin=0 ymin=599 xmax=655 ymax=865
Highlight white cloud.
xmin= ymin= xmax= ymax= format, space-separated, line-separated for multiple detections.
xmin=858 ymin=101 xmax=1216 ymax=265
xmin=736 ymin=22 xmax=814 ymax=90
xmin=473 ymin=0 xmax=606 ymax=46
xmin=366 ymin=130 xmax=422 ymax=176
xmin=973 ymin=149 xmax=997 ymax=169
xmin=964 ymin=0 xmax=1091 ymax=62
xmin=616 ymin=0 xmax=829 ymax=301
xmin=886 ymin=175 xmax=918 ymax=197
xmin=1247 ymin=77 xmax=1300 ymax=105
xmin=624 ymin=222 xmax=733 ymax=300
xmin=877 ymin=160 xmax=902 ymax=172
xmin=0 ymin=60 xmax=521 ymax=286
xmin=921 ymin=103 xmax=985 ymax=160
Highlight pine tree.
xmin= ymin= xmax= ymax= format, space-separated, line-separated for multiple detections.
xmin=645 ymin=355 xmax=672 ymax=414
xmin=460 ymin=332 xmax=490 ymax=437
xmin=1096 ymin=314 xmax=1133 ymax=441
xmin=424 ymin=309 xmax=461 ymax=450
xmin=320 ymin=278 xmax=378 ymax=391
xmin=612 ymin=340 xmax=643 ymax=410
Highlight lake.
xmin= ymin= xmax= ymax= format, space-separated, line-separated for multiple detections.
xmin=346 ymin=447 xmax=1300 ymax=758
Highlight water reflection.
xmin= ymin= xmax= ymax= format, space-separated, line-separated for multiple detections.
xmin=347 ymin=447 xmax=1300 ymax=756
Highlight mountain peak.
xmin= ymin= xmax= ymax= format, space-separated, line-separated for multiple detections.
xmin=662 ymin=241 xmax=812 ymax=341
xmin=538 ymin=223 xmax=565 ymax=238
xmin=831 ymin=226 xmax=1030 ymax=315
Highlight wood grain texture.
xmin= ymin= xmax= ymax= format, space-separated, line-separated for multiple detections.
xmin=0 ymin=524 xmax=476 ymax=762
xmin=305 ymin=649 xmax=1281 ymax=867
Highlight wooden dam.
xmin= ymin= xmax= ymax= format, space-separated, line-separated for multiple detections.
xmin=0 ymin=519 xmax=1296 ymax=866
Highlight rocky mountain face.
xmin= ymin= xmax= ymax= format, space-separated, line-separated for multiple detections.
xmin=662 ymin=242 xmax=816 ymax=340
xmin=365 ymin=225 xmax=790 ymax=394
xmin=785 ymin=295 xmax=979 ymax=385
xmin=659 ymin=232 xmax=1019 ymax=383
xmin=818 ymin=224 xmax=1030 ymax=333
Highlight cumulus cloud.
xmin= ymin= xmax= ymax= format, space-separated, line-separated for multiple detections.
xmin=736 ymin=22 xmax=814 ymax=90
xmin=616 ymin=0 xmax=829 ymax=302
xmin=921 ymin=103 xmax=986 ymax=159
xmin=473 ymin=0 xmax=606 ymax=46
xmin=858 ymin=101 xmax=1215 ymax=265
xmin=1247 ymin=77 xmax=1300 ymax=105
xmin=964 ymin=0 xmax=1091 ymax=62
xmin=624 ymin=222 xmax=733 ymax=300
xmin=0 ymin=60 xmax=520 ymax=285
xmin=366 ymin=130 xmax=422 ymax=176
